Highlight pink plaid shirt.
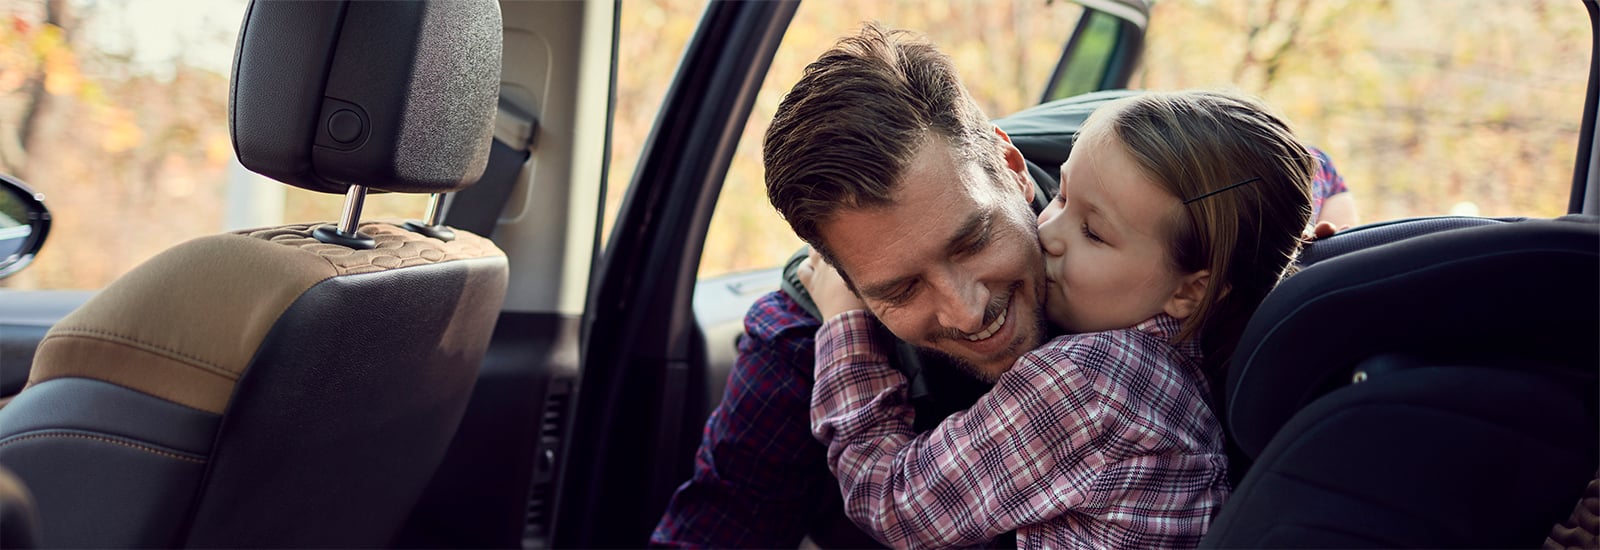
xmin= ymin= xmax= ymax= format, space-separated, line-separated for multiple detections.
xmin=811 ymin=311 xmax=1230 ymax=549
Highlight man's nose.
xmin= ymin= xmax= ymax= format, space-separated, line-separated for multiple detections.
xmin=931 ymin=272 xmax=990 ymax=335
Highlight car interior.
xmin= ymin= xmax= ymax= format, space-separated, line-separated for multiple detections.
xmin=1 ymin=0 xmax=510 ymax=546
xmin=0 ymin=0 xmax=1595 ymax=548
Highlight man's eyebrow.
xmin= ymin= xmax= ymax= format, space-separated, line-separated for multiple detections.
xmin=856 ymin=211 xmax=987 ymax=301
xmin=857 ymin=275 xmax=912 ymax=301
xmin=945 ymin=211 xmax=991 ymax=255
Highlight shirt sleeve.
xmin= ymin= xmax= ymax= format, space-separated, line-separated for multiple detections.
xmin=1021 ymin=453 xmax=1228 ymax=549
xmin=652 ymin=291 xmax=833 ymax=548
xmin=809 ymin=310 xmax=1114 ymax=549
xmin=1309 ymin=146 xmax=1349 ymax=199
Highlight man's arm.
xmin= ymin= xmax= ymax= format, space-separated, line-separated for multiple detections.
xmin=651 ymin=291 xmax=834 ymax=548
xmin=1308 ymin=145 xmax=1358 ymax=228
xmin=1317 ymin=192 xmax=1359 ymax=228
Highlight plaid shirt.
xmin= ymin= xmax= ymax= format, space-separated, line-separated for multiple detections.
xmin=1308 ymin=145 xmax=1348 ymax=219
xmin=651 ymin=290 xmax=858 ymax=548
xmin=812 ymin=310 xmax=1230 ymax=549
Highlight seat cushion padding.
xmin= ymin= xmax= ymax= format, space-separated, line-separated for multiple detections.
xmin=26 ymin=222 xmax=504 ymax=414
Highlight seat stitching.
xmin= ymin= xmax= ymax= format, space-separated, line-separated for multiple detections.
xmin=0 ymin=432 xmax=206 ymax=463
xmin=42 ymin=329 xmax=237 ymax=380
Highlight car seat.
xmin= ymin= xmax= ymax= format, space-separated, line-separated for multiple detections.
xmin=0 ymin=1 xmax=507 ymax=546
xmin=1201 ymin=215 xmax=1600 ymax=547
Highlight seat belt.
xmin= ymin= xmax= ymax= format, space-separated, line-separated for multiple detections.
xmin=442 ymin=97 xmax=538 ymax=238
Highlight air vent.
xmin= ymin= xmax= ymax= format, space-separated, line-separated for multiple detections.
xmin=523 ymin=378 xmax=572 ymax=549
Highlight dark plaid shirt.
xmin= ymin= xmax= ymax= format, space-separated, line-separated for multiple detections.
xmin=651 ymin=290 xmax=844 ymax=547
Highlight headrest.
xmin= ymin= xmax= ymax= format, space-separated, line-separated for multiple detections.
xmin=229 ymin=0 xmax=502 ymax=194
xmin=1226 ymin=217 xmax=1600 ymax=458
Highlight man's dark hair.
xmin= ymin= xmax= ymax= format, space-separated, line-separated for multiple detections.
xmin=763 ymin=23 xmax=1001 ymax=265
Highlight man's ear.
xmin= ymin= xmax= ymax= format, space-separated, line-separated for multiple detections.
xmin=1163 ymin=269 xmax=1213 ymax=320
xmin=994 ymin=126 xmax=1034 ymax=203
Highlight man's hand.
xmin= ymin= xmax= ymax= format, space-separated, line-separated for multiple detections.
xmin=796 ymin=248 xmax=867 ymax=320
xmin=1302 ymin=220 xmax=1344 ymax=242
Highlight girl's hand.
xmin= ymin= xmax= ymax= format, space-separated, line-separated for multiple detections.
xmin=796 ymin=248 xmax=868 ymax=320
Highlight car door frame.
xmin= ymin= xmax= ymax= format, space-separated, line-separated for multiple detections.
xmin=552 ymin=0 xmax=1153 ymax=547
xmin=550 ymin=1 xmax=799 ymax=547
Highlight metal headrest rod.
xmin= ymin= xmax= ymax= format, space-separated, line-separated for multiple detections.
xmin=404 ymin=193 xmax=457 ymax=242
xmin=311 ymin=184 xmax=377 ymax=249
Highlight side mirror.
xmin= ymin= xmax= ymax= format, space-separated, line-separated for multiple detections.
xmin=0 ymin=174 xmax=50 ymax=279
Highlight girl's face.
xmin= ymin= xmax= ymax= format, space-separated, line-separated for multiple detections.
xmin=1037 ymin=128 xmax=1208 ymax=334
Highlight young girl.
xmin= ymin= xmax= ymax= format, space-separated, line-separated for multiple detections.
xmin=800 ymin=90 xmax=1314 ymax=549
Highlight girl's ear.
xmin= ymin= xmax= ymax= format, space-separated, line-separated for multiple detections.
xmin=1164 ymin=270 xmax=1213 ymax=320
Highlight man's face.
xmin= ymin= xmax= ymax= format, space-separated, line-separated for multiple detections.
xmin=817 ymin=134 xmax=1048 ymax=382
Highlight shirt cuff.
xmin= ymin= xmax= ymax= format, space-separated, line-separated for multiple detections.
xmin=815 ymin=309 xmax=888 ymax=375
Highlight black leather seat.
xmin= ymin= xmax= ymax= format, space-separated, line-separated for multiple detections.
xmin=1202 ymin=215 xmax=1600 ymax=547
xmin=0 ymin=1 xmax=507 ymax=546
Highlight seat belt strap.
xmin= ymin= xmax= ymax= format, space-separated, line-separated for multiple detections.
xmin=443 ymin=98 xmax=537 ymax=238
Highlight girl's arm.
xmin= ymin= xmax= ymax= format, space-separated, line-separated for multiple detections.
xmin=809 ymin=309 xmax=1111 ymax=549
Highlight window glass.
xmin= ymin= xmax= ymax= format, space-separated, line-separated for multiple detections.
xmin=1136 ymin=0 xmax=1589 ymax=222
xmin=1 ymin=0 xmax=428 ymax=290
xmin=1044 ymin=9 xmax=1122 ymax=102
xmin=602 ymin=0 xmax=711 ymax=247
xmin=695 ymin=0 xmax=1087 ymax=280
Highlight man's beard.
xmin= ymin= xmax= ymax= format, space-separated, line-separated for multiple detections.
xmin=915 ymin=286 xmax=1050 ymax=384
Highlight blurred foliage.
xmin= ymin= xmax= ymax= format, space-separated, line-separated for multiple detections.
xmin=0 ymin=0 xmax=426 ymax=290
xmin=1134 ymin=0 xmax=1587 ymax=223
xmin=0 ymin=0 xmax=1590 ymax=290
xmin=674 ymin=0 xmax=1590 ymax=279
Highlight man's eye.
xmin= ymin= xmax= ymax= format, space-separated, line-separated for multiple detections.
xmin=1081 ymin=223 xmax=1105 ymax=244
xmin=956 ymin=232 xmax=990 ymax=257
xmin=884 ymin=282 xmax=918 ymax=305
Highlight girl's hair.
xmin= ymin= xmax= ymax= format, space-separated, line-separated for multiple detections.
xmin=1089 ymin=90 xmax=1315 ymax=372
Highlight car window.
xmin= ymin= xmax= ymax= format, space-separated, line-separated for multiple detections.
xmin=1042 ymin=7 xmax=1133 ymax=102
xmin=674 ymin=0 xmax=1591 ymax=282
xmin=691 ymin=0 xmax=1090 ymax=280
xmin=0 ymin=0 xmax=427 ymax=290
xmin=603 ymin=0 xmax=712 ymax=249
xmin=1135 ymin=0 xmax=1589 ymax=222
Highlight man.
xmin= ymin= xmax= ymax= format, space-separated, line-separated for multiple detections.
xmin=652 ymin=23 xmax=1061 ymax=548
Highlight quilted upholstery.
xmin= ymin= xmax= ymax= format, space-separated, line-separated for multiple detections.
xmin=238 ymin=222 xmax=500 ymax=273
xmin=27 ymin=222 xmax=505 ymax=414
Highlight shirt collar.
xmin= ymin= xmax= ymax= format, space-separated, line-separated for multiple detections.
xmin=1134 ymin=313 xmax=1204 ymax=360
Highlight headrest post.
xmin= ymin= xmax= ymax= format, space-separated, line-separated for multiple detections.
xmin=337 ymin=185 xmax=369 ymax=235
xmin=404 ymin=193 xmax=457 ymax=242
xmin=311 ymin=185 xmax=377 ymax=249
xmin=423 ymin=193 xmax=447 ymax=227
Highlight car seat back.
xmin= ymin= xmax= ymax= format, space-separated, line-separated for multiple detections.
xmin=0 ymin=1 xmax=508 ymax=546
xmin=1203 ymin=216 xmax=1599 ymax=547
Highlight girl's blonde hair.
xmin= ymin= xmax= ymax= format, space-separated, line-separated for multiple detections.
xmin=1088 ymin=90 xmax=1315 ymax=371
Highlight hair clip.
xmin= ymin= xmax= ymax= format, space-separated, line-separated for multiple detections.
xmin=1183 ymin=176 xmax=1262 ymax=205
